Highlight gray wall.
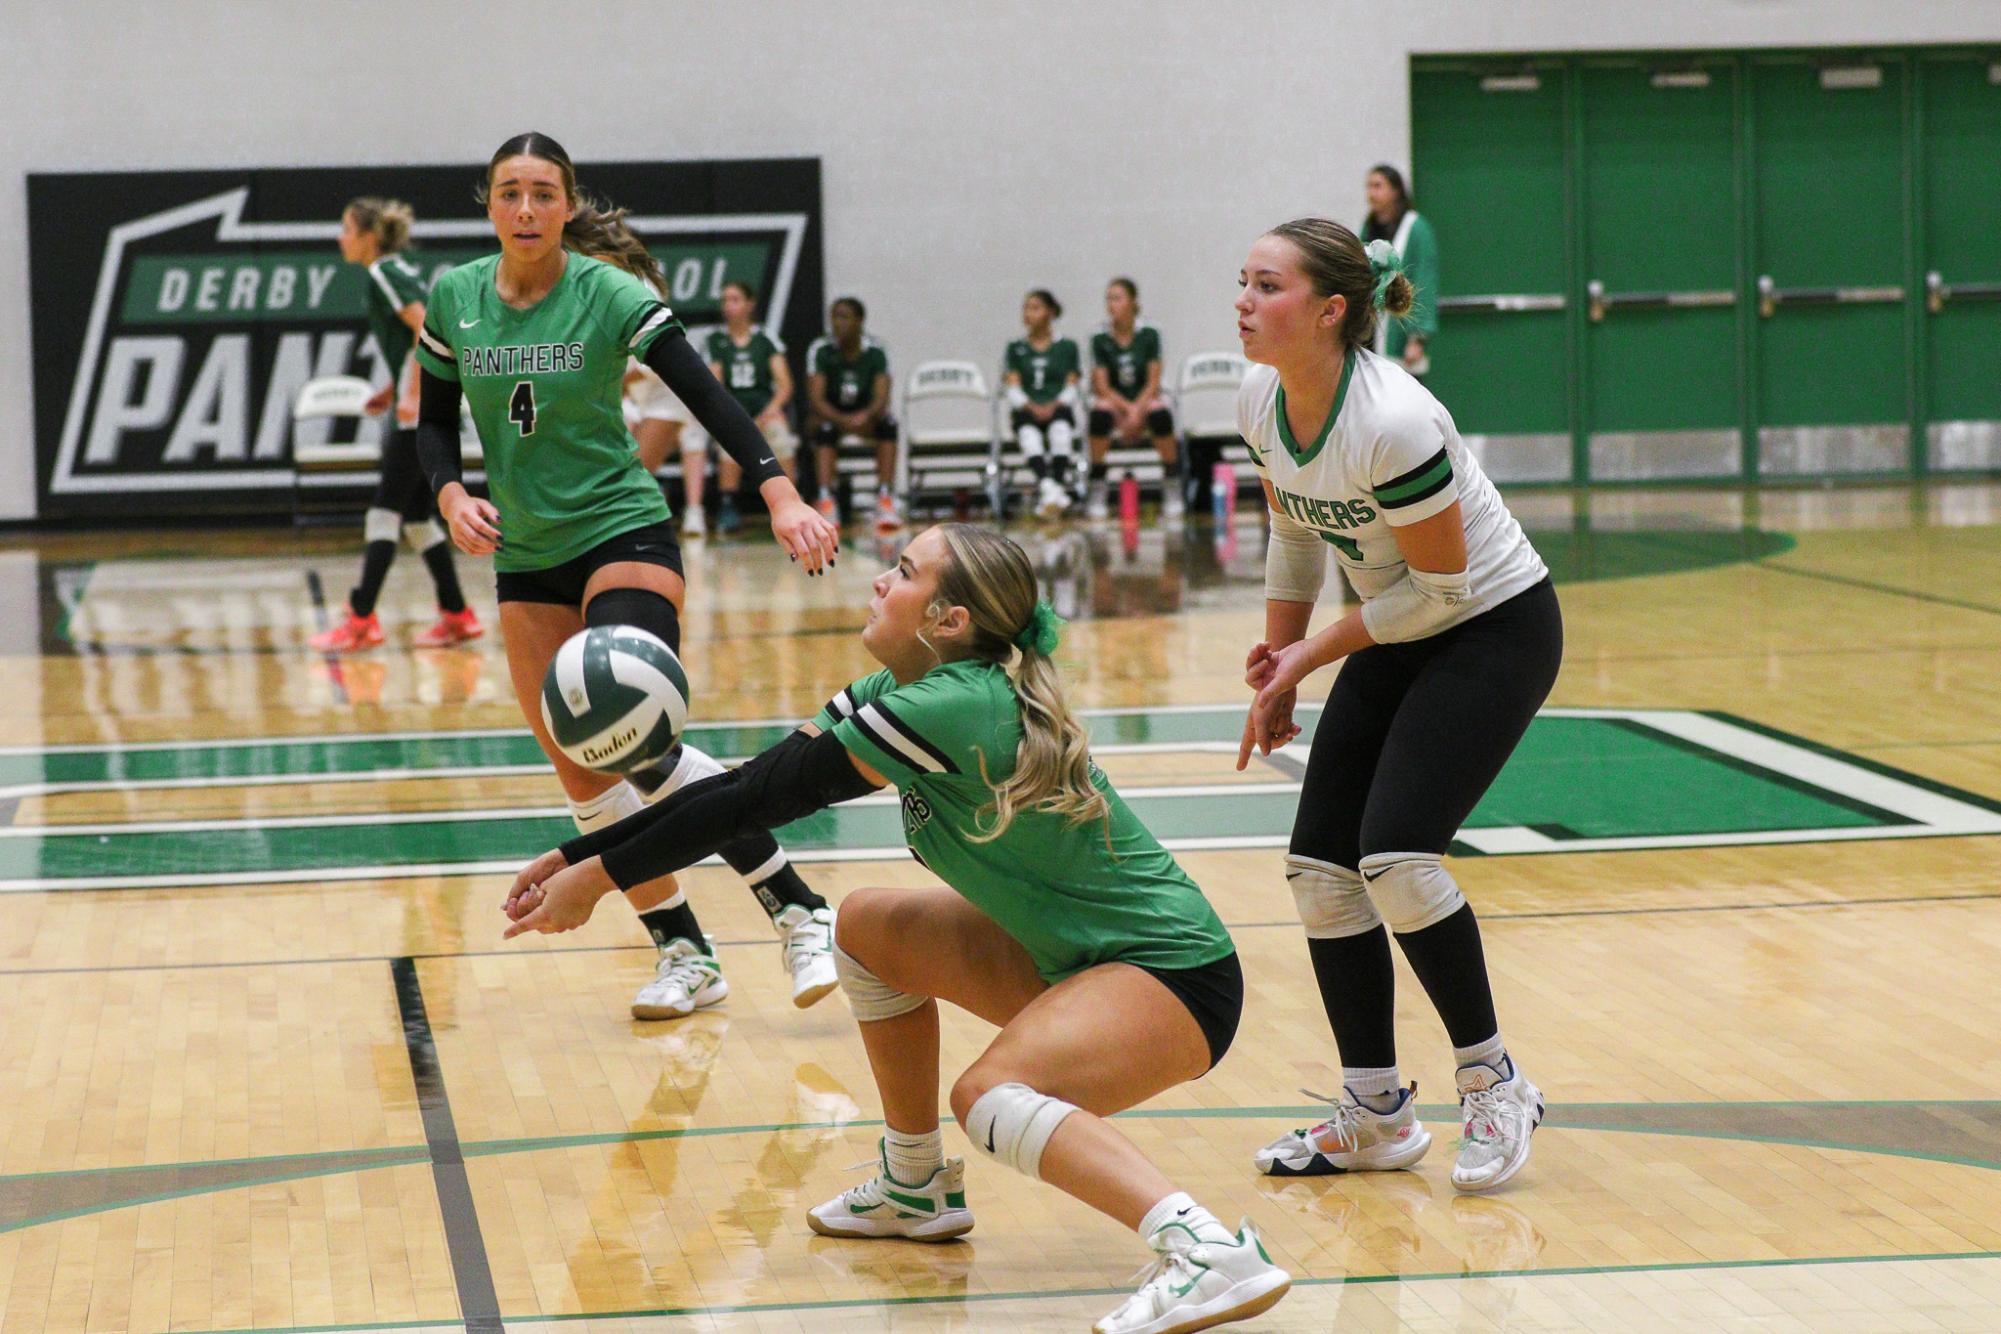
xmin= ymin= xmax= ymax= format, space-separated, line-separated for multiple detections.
xmin=6 ymin=0 xmax=1999 ymax=522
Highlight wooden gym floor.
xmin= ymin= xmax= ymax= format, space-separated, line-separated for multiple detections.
xmin=2 ymin=484 xmax=1999 ymax=1332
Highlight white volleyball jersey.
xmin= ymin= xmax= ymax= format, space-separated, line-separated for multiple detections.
xmin=1238 ymin=349 xmax=1546 ymax=630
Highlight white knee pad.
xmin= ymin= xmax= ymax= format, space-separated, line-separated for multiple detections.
xmin=648 ymin=742 xmax=724 ymax=801
xmin=831 ymin=931 xmax=928 ymax=1022
xmin=1046 ymin=418 xmax=1075 ymax=457
xmin=1016 ymin=424 xmax=1046 ymax=458
xmin=404 ymin=518 xmax=446 ymax=552
xmin=964 ymin=1082 xmax=1078 ymax=1180
xmin=364 ymin=506 xmax=401 ymax=545
xmin=569 ymin=782 xmax=643 ymax=834
xmin=1358 ymin=851 xmax=1466 ymax=933
xmin=1286 ymin=853 xmax=1381 ymax=938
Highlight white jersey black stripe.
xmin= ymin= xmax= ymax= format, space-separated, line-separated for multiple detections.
xmin=853 ymin=701 xmax=957 ymax=774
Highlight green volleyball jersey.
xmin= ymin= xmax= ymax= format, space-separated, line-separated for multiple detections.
xmin=807 ymin=335 xmax=889 ymax=412
xmin=706 ymin=326 xmax=785 ymax=415
xmin=1003 ymin=337 xmax=1081 ymax=404
xmin=814 ymin=659 xmax=1234 ymax=982
xmin=414 ymin=253 xmax=677 ymax=572
xmin=1090 ymin=322 xmax=1163 ymax=399
xmin=364 ymin=253 xmax=429 ymax=371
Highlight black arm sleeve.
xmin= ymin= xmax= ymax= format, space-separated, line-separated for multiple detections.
xmin=642 ymin=328 xmax=786 ymax=488
xmin=561 ymin=729 xmax=882 ymax=890
xmin=416 ymin=369 xmax=464 ymax=497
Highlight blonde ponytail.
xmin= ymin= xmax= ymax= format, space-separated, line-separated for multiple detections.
xmin=929 ymin=523 xmax=1111 ymax=842
xmin=346 ymin=196 xmax=414 ymax=253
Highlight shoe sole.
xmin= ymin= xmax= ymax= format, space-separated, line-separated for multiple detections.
xmin=1452 ymin=1092 xmax=1544 ymax=1194
xmin=807 ymin=1210 xmax=973 ymax=1242
xmin=1256 ymin=1125 xmax=1432 ymax=1177
xmin=1098 ymin=1270 xmax=1292 ymax=1334
xmin=792 ymin=977 xmax=838 ymax=1009
xmin=631 ymin=980 xmax=729 ymax=1021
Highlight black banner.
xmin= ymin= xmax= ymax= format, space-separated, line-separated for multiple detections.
xmin=28 ymin=159 xmax=823 ymax=520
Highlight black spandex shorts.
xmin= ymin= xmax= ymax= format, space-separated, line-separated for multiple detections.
xmin=1138 ymin=951 xmax=1244 ymax=1071
xmin=494 ymin=521 xmax=685 ymax=606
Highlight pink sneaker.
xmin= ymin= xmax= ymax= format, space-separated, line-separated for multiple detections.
xmin=309 ymin=607 xmax=383 ymax=654
xmin=413 ymin=607 xmax=484 ymax=647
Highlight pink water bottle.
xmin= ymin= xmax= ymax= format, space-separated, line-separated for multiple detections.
xmin=1119 ymin=471 xmax=1140 ymax=527
xmin=1212 ymin=461 xmax=1237 ymax=523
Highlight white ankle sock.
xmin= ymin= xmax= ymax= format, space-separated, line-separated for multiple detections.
xmin=1140 ymin=1191 xmax=1235 ymax=1246
xmin=1453 ymin=1034 xmax=1508 ymax=1074
xmin=1344 ymin=1065 xmax=1404 ymax=1113
xmin=883 ymin=1126 xmax=944 ymax=1186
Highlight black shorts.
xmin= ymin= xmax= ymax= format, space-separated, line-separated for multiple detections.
xmin=813 ymin=413 xmax=899 ymax=447
xmin=1138 ymin=951 xmax=1244 ymax=1071
xmin=493 ymin=521 xmax=685 ymax=606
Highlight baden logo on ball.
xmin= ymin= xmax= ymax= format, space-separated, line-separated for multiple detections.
xmin=539 ymin=625 xmax=691 ymax=774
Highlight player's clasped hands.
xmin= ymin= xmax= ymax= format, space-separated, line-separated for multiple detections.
xmin=501 ymin=848 xmax=616 ymax=938
xmin=1237 ymin=640 xmax=1305 ymax=770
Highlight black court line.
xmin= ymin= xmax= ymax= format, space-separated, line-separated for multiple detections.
xmin=391 ymin=958 xmax=501 ymax=1334
xmin=8 ymin=887 xmax=2001 ymax=979
xmin=1758 ymin=560 xmax=2001 ymax=619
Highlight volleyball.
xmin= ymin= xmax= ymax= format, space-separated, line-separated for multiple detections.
xmin=539 ymin=625 xmax=690 ymax=774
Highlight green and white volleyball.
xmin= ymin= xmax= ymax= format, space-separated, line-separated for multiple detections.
xmin=539 ymin=626 xmax=691 ymax=774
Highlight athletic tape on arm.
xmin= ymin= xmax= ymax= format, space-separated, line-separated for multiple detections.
xmin=1358 ymin=566 xmax=1470 ymax=643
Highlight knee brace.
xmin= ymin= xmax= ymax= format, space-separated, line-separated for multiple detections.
xmin=403 ymin=519 xmax=446 ymax=552
xmin=1358 ymin=851 xmax=1466 ymax=933
xmin=964 ymin=1082 xmax=1078 ymax=1180
xmin=1046 ymin=417 xmax=1075 ymax=457
xmin=832 ymin=931 xmax=928 ymax=1022
xmin=586 ymin=586 xmax=681 ymax=654
xmin=1087 ymin=407 xmax=1114 ymax=437
xmin=1286 ymin=853 xmax=1381 ymax=938
xmin=1014 ymin=420 xmax=1046 ymax=457
xmin=569 ymin=781 xmax=644 ymax=834
xmin=363 ymin=506 xmax=401 ymax=545
xmin=1146 ymin=407 xmax=1175 ymax=437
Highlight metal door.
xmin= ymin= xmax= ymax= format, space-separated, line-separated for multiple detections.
xmin=1412 ymin=62 xmax=1573 ymax=483
xmin=1919 ymin=53 xmax=2001 ymax=472
xmin=1578 ymin=58 xmax=1743 ymax=481
xmin=1750 ymin=55 xmax=1912 ymax=478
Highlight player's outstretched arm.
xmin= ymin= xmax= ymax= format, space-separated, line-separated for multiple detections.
xmin=501 ymin=728 xmax=884 ymax=938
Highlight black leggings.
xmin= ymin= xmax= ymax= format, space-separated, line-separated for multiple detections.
xmin=374 ymin=428 xmax=434 ymax=521
xmin=1290 ymin=578 xmax=1563 ymax=869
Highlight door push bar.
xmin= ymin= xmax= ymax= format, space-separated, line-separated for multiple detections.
xmin=1926 ymin=271 xmax=2001 ymax=313
xmin=1756 ymin=275 xmax=1904 ymax=318
xmin=1585 ymin=280 xmax=1736 ymax=323
xmin=1434 ymin=293 xmax=1568 ymax=314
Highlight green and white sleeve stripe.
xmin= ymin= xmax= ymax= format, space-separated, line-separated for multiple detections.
xmin=1373 ymin=446 xmax=1455 ymax=514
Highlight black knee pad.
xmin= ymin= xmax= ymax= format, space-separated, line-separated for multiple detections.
xmin=1087 ymin=408 xmax=1115 ymax=437
xmin=872 ymin=413 xmax=900 ymax=443
xmin=585 ymin=586 xmax=682 ymax=654
xmin=1146 ymin=407 xmax=1175 ymax=436
xmin=812 ymin=419 xmax=840 ymax=448
xmin=1010 ymin=407 xmax=1037 ymax=432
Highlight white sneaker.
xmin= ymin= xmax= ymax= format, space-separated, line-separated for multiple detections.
xmin=1253 ymin=1084 xmax=1431 ymax=1177
xmin=1451 ymin=1059 xmax=1544 ymax=1193
xmin=631 ymin=938 xmax=729 ymax=1020
xmin=1161 ymin=485 xmax=1186 ymax=521
xmin=1094 ymin=1219 xmax=1291 ymax=1334
xmin=775 ymin=903 xmax=838 ymax=1008
xmin=874 ymin=490 xmax=903 ymax=534
xmin=1036 ymin=476 xmax=1070 ymax=519
xmin=680 ymin=504 xmax=706 ymax=539
xmin=807 ymin=1139 xmax=974 ymax=1241
xmin=1085 ymin=479 xmax=1110 ymax=520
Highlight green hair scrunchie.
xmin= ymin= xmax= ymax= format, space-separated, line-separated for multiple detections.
xmin=1013 ymin=600 xmax=1065 ymax=655
xmin=1364 ymin=238 xmax=1405 ymax=311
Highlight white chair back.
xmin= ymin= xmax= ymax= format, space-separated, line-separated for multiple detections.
xmin=1176 ymin=351 xmax=1249 ymax=441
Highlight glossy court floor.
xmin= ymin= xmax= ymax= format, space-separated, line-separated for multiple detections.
xmin=3 ymin=484 xmax=2000 ymax=1333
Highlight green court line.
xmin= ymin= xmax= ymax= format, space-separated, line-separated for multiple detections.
xmin=165 ymin=1248 xmax=2001 ymax=1334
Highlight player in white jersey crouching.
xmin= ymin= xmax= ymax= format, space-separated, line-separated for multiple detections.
xmin=1233 ymin=218 xmax=1561 ymax=1193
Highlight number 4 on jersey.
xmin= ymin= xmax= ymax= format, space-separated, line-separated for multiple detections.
xmin=1319 ymin=531 xmax=1361 ymax=561
xmin=509 ymin=380 xmax=537 ymax=437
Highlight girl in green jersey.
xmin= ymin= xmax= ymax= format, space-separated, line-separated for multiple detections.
xmin=501 ymin=524 xmax=1292 ymax=1334
xmin=413 ymin=133 xmax=843 ymax=1022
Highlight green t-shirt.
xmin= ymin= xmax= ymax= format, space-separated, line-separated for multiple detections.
xmin=364 ymin=253 xmax=429 ymax=371
xmin=414 ymin=253 xmax=677 ymax=572
xmin=1090 ymin=322 xmax=1163 ymax=399
xmin=1003 ymin=337 xmax=1081 ymax=405
xmin=705 ymin=326 xmax=786 ymax=416
xmin=814 ymin=659 xmax=1234 ymax=982
xmin=807 ymin=334 xmax=890 ymax=413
